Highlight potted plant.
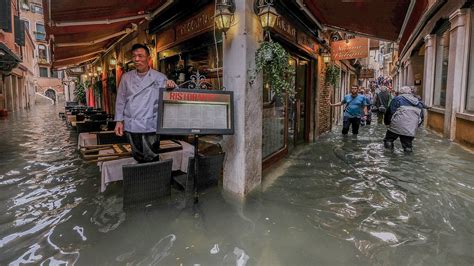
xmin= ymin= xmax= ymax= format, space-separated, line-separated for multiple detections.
xmin=325 ymin=64 xmax=340 ymax=88
xmin=74 ymin=80 xmax=89 ymax=104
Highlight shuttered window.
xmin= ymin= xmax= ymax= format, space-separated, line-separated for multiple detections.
xmin=0 ymin=0 xmax=12 ymax=32
xmin=14 ymin=16 xmax=25 ymax=46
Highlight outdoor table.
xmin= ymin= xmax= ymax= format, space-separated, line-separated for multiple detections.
xmin=98 ymin=140 xmax=194 ymax=192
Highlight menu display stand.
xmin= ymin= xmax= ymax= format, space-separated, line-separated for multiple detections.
xmin=157 ymin=88 xmax=234 ymax=203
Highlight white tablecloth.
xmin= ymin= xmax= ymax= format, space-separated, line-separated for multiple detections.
xmin=98 ymin=141 xmax=194 ymax=192
xmin=77 ymin=133 xmax=97 ymax=149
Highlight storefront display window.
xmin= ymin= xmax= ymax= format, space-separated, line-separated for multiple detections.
xmin=262 ymin=70 xmax=287 ymax=159
xmin=158 ymin=33 xmax=223 ymax=90
xmin=433 ymin=26 xmax=449 ymax=108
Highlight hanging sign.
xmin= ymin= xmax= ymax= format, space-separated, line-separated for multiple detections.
xmin=360 ymin=68 xmax=375 ymax=79
xmin=331 ymin=38 xmax=369 ymax=61
xmin=157 ymin=88 xmax=234 ymax=135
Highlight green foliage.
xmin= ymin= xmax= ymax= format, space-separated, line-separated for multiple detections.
xmin=74 ymin=80 xmax=89 ymax=104
xmin=108 ymin=76 xmax=116 ymax=93
xmin=325 ymin=64 xmax=340 ymax=87
xmin=93 ymin=80 xmax=102 ymax=96
xmin=255 ymin=40 xmax=295 ymax=101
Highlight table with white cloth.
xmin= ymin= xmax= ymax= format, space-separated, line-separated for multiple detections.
xmin=98 ymin=140 xmax=194 ymax=192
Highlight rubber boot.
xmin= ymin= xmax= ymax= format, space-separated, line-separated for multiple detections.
xmin=403 ymin=147 xmax=413 ymax=153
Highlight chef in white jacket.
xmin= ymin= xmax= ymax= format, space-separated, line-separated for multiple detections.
xmin=114 ymin=43 xmax=176 ymax=162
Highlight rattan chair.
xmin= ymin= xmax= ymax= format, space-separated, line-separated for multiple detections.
xmin=172 ymin=153 xmax=225 ymax=191
xmin=122 ymin=159 xmax=173 ymax=208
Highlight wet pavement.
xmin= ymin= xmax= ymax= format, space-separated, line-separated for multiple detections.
xmin=1 ymin=104 xmax=474 ymax=265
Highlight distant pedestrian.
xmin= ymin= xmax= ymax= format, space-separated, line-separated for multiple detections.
xmin=374 ymin=86 xmax=391 ymax=124
xmin=329 ymin=85 xmax=369 ymax=135
xmin=383 ymin=86 xmax=425 ymax=153
xmin=363 ymin=88 xmax=373 ymax=125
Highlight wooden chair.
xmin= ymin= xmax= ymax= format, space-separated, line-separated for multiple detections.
xmin=122 ymin=159 xmax=173 ymax=208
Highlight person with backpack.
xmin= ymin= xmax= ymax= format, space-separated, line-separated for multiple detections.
xmin=374 ymin=86 xmax=391 ymax=124
xmin=329 ymin=85 xmax=369 ymax=135
xmin=383 ymin=86 xmax=425 ymax=153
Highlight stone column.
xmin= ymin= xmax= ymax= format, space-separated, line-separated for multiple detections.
xmin=423 ymin=34 xmax=436 ymax=106
xmin=221 ymin=0 xmax=263 ymax=196
xmin=5 ymin=76 xmax=13 ymax=111
xmin=405 ymin=59 xmax=413 ymax=86
xmin=444 ymin=9 xmax=468 ymax=140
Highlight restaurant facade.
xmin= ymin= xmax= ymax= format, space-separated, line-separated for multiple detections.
xmin=44 ymin=0 xmax=416 ymax=196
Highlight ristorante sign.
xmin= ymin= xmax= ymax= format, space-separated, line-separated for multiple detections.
xmin=157 ymin=89 xmax=234 ymax=135
xmin=331 ymin=38 xmax=369 ymax=61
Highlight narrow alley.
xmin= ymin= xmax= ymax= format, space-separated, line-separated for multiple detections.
xmin=0 ymin=105 xmax=473 ymax=265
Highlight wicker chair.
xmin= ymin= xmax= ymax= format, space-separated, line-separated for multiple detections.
xmin=122 ymin=159 xmax=173 ymax=208
xmin=96 ymin=132 xmax=128 ymax=145
xmin=172 ymin=153 xmax=225 ymax=191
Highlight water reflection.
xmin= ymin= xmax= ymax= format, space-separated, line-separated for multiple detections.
xmin=0 ymin=105 xmax=473 ymax=265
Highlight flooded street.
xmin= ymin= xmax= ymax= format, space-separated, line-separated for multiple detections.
xmin=1 ymin=104 xmax=474 ymax=265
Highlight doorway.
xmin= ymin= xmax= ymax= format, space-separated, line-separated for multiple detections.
xmin=288 ymin=56 xmax=309 ymax=150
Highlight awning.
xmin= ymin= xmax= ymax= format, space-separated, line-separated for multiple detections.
xmin=0 ymin=43 xmax=21 ymax=73
xmin=43 ymin=0 xmax=173 ymax=68
xmin=301 ymin=0 xmax=414 ymax=41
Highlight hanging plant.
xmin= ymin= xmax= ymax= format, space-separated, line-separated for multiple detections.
xmin=325 ymin=64 xmax=340 ymax=87
xmin=255 ymin=40 xmax=295 ymax=101
xmin=74 ymin=80 xmax=89 ymax=104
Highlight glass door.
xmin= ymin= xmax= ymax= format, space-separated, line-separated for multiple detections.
xmin=288 ymin=57 xmax=309 ymax=150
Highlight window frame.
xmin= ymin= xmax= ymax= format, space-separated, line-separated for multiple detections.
xmin=432 ymin=23 xmax=450 ymax=108
xmin=39 ymin=67 xmax=49 ymax=78
xmin=464 ymin=9 xmax=474 ymax=114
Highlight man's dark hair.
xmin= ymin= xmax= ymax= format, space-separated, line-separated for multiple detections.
xmin=131 ymin=43 xmax=150 ymax=56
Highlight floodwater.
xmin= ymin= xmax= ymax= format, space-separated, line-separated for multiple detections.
xmin=1 ymin=104 xmax=474 ymax=265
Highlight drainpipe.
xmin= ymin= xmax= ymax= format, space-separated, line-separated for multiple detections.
xmin=295 ymin=0 xmax=325 ymax=31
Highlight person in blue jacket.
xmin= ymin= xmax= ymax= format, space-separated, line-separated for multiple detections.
xmin=384 ymin=86 xmax=425 ymax=153
xmin=330 ymin=85 xmax=369 ymax=135
xmin=114 ymin=44 xmax=176 ymax=162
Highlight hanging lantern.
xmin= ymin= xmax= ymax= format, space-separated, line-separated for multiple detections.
xmin=109 ymin=57 xmax=117 ymax=66
xmin=215 ymin=0 xmax=235 ymax=34
xmin=258 ymin=3 xmax=278 ymax=30
xmin=97 ymin=66 xmax=102 ymax=72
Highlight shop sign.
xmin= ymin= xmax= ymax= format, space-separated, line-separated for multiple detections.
xmin=360 ymin=68 xmax=375 ymax=79
xmin=331 ymin=38 xmax=369 ymax=61
xmin=157 ymin=88 xmax=234 ymax=135
xmin=274 ymin=17 xmax=296 ymax=42
xmin=297 ymin=32 xmax=318 ymax=56
xmin=156 ymin=28 xmax=175 ymax=52
xmin=176 ymin=5 xmax=214 ymax=43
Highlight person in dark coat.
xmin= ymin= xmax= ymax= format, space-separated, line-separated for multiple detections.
xmin=384 ymin=86 xmax=425 ymax=153
xmin=374 ymin=86 xmax=391 ymax=124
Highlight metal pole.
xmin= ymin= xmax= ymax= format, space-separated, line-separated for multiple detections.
xmin=193 ymin=134 xmax=199 ymax=203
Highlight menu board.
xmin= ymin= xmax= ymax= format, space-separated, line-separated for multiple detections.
xmin=157 ymin=89 xmax=234 ymax=135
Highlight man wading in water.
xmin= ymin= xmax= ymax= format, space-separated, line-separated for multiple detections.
xmin=329 ymin=85 xmax=369 ymax=136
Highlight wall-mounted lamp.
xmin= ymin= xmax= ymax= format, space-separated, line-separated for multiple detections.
xmin=96 ymin=66 xmax=102 ymax=72
xmin=215 ymin=0 xmax=235 ymax=34
xmin=88 ymin=72 xmax=93 ymax=77
xmin=255 ymin=0 xmax=279 ymax=30
xmin=319 ymin=48 xmax=331 ymax=64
